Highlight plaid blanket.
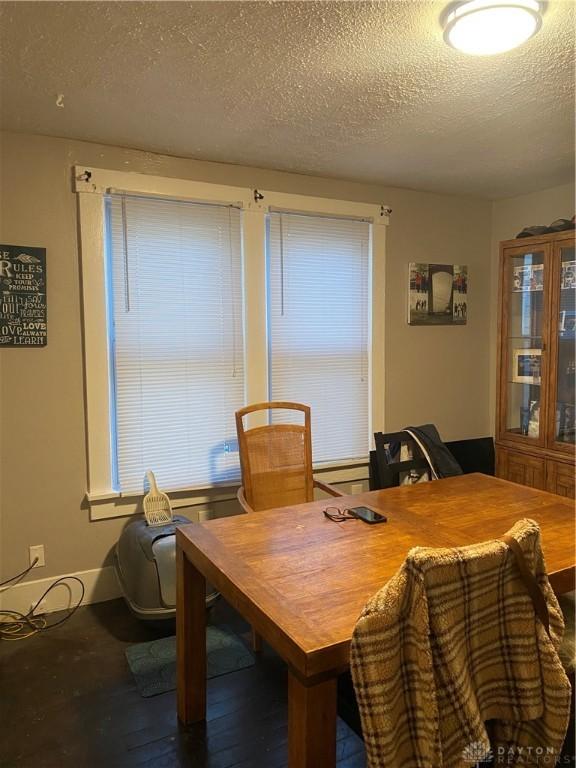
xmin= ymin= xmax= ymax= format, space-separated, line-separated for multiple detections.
xmin=350 ymin=519 xmax=571 ymax=768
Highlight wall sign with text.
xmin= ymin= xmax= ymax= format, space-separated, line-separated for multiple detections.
xmin=0 ymin=244 xmax=47 ymax=347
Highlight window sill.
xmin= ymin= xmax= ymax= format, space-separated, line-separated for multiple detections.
xmin=86 ymin=459 xmax=369 ymax=521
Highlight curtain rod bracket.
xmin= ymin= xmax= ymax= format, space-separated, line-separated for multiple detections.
xmin=380 ymin=205 xmax=392 ymax=217
xmin=254 ymin=189 xmax=264 ymax=203
xmin=76 ymin=169 xmax=92 ymax=182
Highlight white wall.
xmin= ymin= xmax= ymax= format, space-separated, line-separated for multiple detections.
xmin=1 ymin=130 xmax=493 ymax=586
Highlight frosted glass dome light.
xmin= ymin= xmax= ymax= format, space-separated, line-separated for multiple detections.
xmin=443 ymin=0 xmax=544 ymax=55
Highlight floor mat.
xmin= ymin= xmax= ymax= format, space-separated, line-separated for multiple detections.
xmin=125 ymin=624 xmax=255 ymax=697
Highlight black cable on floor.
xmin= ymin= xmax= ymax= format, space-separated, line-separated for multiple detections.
xmin=0 ymin=575 xmax=85 ymax=641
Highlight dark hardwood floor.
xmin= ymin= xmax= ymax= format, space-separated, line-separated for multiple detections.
xmin=0 ymin=598 xmax=365 ymax=768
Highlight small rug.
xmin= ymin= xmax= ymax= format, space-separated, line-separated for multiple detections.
xmin=125 ymin=624 xmax=255 ymax=697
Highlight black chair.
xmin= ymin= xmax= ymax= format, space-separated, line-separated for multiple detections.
xmin=372 ymin=431 xmax=432 ymax=489
xmin=370 ymin=435 xmax=495 ymax=490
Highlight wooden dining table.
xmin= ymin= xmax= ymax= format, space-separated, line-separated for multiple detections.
xmin=176 ymin=473 xmax=576 ymax=768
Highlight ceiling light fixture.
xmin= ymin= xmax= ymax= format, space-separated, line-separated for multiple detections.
xmin=443 ymin=0 xmax=544 ymax=56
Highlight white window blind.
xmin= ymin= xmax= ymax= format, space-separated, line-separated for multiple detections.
xmin=105 ymin=194 xmax=244 ymax=493
xmin=267 ymin=212 xmax=370 ymax=463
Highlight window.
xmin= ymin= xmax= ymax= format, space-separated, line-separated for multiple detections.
xmin=267 ymin=212 xmax=370 ymax=463
xmin=105 ymin=194 xmax=244 ymax=492
xmin=76 ymin=167 xmax=388 ymax=519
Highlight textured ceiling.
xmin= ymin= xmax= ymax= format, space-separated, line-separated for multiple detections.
xmin=0 ymin=1 xmax=574 ymax=199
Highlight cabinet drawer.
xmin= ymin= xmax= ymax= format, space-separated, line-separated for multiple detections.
xmin=546 ymin=460 xmax=575 ymax=499
xmin=496 ymin=448 xmax=546 ymax=490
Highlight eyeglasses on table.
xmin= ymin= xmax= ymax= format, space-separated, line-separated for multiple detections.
xmin=323 ymin=506 xmax=358 ymax=522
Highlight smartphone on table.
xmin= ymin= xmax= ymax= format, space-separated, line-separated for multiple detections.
xmin=348 ymin=506 xmax=387 ymax=524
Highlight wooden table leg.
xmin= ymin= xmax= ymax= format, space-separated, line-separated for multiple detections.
xmin=176 ymin=546 xmax=206 ymax=725
xmin=288 ymin=670 xmax=337 ymax=768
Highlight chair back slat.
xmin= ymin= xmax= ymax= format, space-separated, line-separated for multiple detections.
xmin=374 ymin=430 xmax=430 ymax=488
xmin=236 ymin=402 xmax=314 ymax=511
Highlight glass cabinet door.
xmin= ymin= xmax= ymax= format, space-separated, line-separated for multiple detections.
xmin=551 ymin=242 xmax=575 ymax=447
xmin=500 ymin=246 xmax=548 ymax=444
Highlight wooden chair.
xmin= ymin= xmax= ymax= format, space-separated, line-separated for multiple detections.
xmin=236 ymin=401 xmax=344 ymax=652
xmin=343 ymin=522 xmax=575 ymax=764
xmin=235 ymin=401 xmax=343 ymax=513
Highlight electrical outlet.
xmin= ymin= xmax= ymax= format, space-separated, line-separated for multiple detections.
xmin=351 ymin=483 xmax=364 ymax=495
xmin=29 ymin=544 xmax=45 ymax=568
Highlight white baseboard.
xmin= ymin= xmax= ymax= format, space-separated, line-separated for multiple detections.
xmin=0 ymin=565 xmax=122 ymax=616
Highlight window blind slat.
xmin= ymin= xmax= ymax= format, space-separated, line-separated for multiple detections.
xmin=106 ymin=195 xmax=244 ymax=493
xmin=267 ymin=212 xmax=370 ymax=463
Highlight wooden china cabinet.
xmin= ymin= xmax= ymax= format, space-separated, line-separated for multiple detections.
xmin=496 ymin=229 xmax=575 ymax=498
